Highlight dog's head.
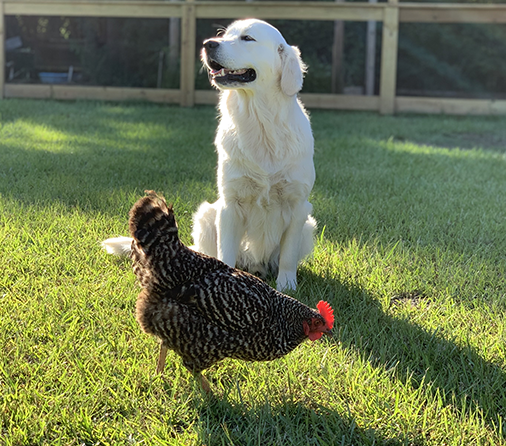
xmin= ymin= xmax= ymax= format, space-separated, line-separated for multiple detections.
xmin=202 ymin=19 xmax=306 ymax=97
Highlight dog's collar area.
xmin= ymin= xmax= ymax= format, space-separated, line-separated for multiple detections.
xmin=209 ymin=59 xmax=256 ymax=84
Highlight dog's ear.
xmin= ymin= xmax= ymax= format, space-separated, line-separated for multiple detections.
xmin=279 ymin=44 xmax=306 ymax=96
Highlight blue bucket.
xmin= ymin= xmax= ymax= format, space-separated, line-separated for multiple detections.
xmin=39 ymin=72 xmax=69 ymax=84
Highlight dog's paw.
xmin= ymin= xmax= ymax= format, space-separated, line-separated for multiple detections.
xmin=276 ymin=270 xmax=297 ymax=292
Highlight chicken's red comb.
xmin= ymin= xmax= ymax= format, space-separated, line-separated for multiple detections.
xmin=317 ymin=300 xmax=334 ymax=330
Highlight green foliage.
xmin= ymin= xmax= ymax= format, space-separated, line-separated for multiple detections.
xmin=1 ymin=99 xmax=506 ymax=445
xmin=398 ymin=23 xmax=506 ymax=95
xmin=69 ymin=18 xmax=179 ymax=88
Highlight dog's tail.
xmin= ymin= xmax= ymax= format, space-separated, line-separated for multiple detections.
xmin=101 ymin=236 xmax=133 ymax=256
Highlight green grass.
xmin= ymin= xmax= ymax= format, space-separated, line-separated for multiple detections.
xmin=1 ymin=99 xmax=506 ymax=445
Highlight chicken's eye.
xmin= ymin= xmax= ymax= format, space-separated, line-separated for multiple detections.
xmin=241 ymin=35 xmax=256 ymax=42
xmin=312 ymin=319 xmax=323 ymax=329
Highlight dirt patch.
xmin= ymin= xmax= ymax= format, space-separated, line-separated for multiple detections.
xmin=390 ymin=290 xmax=427 ymax=309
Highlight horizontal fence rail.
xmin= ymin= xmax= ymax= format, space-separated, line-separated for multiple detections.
xmin=2 ymin=0 xmax=506 ymax=114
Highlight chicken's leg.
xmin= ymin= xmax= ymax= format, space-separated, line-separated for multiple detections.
xmin=197 ymin=373 xmax=211 ymax=394
xmin=156 ymin=344 xmax=168 ymax=374
xmin=155 ymin=345 xmax=210 ymax=394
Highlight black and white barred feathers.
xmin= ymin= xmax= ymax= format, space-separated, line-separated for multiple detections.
xmin=129 ymin=192 xmax=332 ymax=374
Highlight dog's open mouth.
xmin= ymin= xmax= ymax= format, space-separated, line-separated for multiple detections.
xmin=208 ymin=59 xmax=256 ymax=84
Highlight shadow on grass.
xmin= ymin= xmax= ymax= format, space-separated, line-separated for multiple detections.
xmin=312 ymin=133 xmax=506 ymax=254
xmin=298 ymin=269 xmax=505 ymax=440
xmin=195 ymin=397 xmax=406 ymax=446
xmin=0 ymin=101 xmax=218 ymax=214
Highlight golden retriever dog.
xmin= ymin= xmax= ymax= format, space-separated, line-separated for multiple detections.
xmin=101 ymin=19 xmax=316 ymax=291
xmin=192 ymin=19 xmax=316 ymax=291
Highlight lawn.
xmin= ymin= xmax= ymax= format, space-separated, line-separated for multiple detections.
xmin=1 ymin=98 xmax=506 ymax=445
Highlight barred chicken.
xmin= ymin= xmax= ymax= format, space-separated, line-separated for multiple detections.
xmin=129 ymin=192 xmax=334 ymax=392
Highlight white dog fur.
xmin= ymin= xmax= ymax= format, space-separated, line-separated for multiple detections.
xmin=102 ymin=19 xmax=316 ymax=291
xmin=193 ymin=19 xmax=316 ymax=291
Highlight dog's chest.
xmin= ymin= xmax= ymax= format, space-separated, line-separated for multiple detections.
xmin=227 ymin=173 xmax=305 ymax=208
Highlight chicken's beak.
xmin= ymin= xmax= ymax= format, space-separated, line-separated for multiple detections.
xmin=323 ymin=329 xmax=333 ymax=338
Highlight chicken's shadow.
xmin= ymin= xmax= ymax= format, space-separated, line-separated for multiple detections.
xmin=195 ymin=396 xmax=404 ymax=445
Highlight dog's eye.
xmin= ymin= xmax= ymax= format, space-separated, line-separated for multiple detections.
xmin=241 ymin=35 xmax=256 ymax=42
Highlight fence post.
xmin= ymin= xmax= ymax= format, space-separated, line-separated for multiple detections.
xmin=0 ymin=0 xmax=4 ymax=100
xmin=379 ymin=0 xmax=399 ymax=114
xmin=180 ymin=0 xmax=196 ymax=107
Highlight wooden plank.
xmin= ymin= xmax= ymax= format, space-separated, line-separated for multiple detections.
xmin=52 ymin=86 xmax=180 ymax=102
xmin=300 ymin=93 xmax=379 ymax=111
xmin=195 ymin=89 xmax=219 ymax=105
xmin=5 ymin=84 xmax=181 ymax=102
xmin=4 ymin=1 xmax=183 ymax=18
xmin=194 ymin=90 xmax=380 ymax=111
xmin=379 ymin=4 xmax=399 ymax=114
xmin=4 ymin=84 xmax=52 ymax=99
xmin=3 ymin=0 xmax=384 ymax=21
xmin=400 ymin=4 xmax=506 ymax=24
xmin=5 ymin=84 xmax=381 ymax=112
xmin=180 ymin=0 xmax=196 ymax=107
xmin=490 ymin=101 xmax=506 ymax=114
xmin=0 ymin=0 xmax=4 ymax=100
xmin=194 ymin=2 xmax=384 ymax=21
xmin=10 ymin=84 xmax=506 ymax=117
xmin=6 ymin=0 xmax=506 ymax=25
xmin=396 ymin=96 xmax=506 ymax=115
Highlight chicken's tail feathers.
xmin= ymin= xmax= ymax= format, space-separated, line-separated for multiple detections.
xmin=129 ymin=191 xmax=179 ymax=253
xmin=101 ymin=236 xmax=133 ymax=256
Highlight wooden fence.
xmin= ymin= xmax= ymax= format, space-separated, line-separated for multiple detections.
xmin=2 ymin=0 xmax=506 ymax=114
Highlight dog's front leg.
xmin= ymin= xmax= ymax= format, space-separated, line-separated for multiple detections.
xmin=277 ymin=202 xmax=313 ymax=291
xmin=216 ymin=202 xmax=244 ymax=268
xmin=277 ymin=235 xmax=300 ymax=291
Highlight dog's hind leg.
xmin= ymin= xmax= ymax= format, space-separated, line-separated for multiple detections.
xmin=299 ymin=214 xmax=317 ymax=260
xmin=215 ymin=203 xmax=244 ymax=268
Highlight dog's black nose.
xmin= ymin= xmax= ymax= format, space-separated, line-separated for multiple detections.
xmin=204 ymin=39 xmax=219 ymax=50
